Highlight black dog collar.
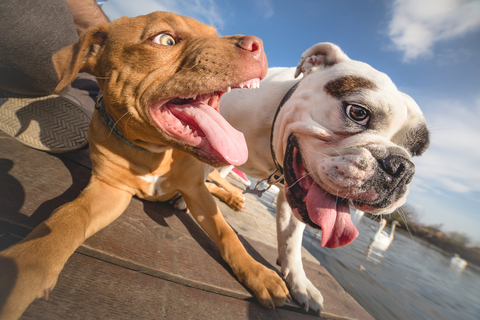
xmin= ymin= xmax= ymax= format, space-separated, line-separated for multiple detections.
xmin=243 ymin=81 xmax=300 ymax=197
xmin=269 ymin=81 xmax=300 ymax=182
xmin=95 ymin=95 xmax=150 ymax=152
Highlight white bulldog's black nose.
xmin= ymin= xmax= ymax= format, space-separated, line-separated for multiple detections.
xmin=360 ymin=154 xmax=415 ymax=209
xmin=378 ymin=155 xmax=415 ymax=185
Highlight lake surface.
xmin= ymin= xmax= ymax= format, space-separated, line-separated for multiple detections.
xmin=254 ymin=185 xmax=480 ymax=320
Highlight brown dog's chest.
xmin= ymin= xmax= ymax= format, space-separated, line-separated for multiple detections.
xmin=97 ymin=148 xmax=205 ymax=203
xmin=130 ymin=150 xmax=205 ymax=202
xmin=89 ymin=115 xmax=206 ymax=203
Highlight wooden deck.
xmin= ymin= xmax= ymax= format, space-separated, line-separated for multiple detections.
xmin=0 ymin=131 xmax=373 ymax=320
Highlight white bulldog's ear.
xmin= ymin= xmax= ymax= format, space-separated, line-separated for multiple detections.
xmin=294 ymin=42 xmax=350 ymax=78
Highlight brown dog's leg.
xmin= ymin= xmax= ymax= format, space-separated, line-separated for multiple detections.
xmin=0 ymin=177 xmax=132 ymax=319
xmin=206 ymin=170 xmax=245 ymax=211
xmin=182 ymin=181 xmax=289 ymax=308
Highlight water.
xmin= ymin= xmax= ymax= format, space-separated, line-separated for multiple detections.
xmin=253 ymin=185 xmax=480 ymax=320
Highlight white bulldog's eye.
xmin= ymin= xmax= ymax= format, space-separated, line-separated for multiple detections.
xmin=152 ymin=34 xmax=176 ymax=46
xmin=346 ymin=104 xmax=370 ymax=126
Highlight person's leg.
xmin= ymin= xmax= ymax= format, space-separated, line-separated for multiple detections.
xmin=0 ymin=0 xmax=78 ymax=96
xmin=0 ymin=0 xmax=107 ymax=152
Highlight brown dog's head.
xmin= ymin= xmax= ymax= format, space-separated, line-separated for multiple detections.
xmin=53 ymin=11 xmax=267 ymax=166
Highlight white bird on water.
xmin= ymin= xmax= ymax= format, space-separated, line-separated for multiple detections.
xmin=450 ymin=254 xmax=468 ymax=269
xmin=370 ymin=219 xmax=401 ymax=251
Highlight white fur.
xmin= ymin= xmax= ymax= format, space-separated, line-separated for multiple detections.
xmin=220 ymin=43 xmax=426 ymax=312
xmin=139 ymin=174 xmax=167 ymax=197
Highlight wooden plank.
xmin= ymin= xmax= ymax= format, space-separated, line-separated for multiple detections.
xmin=0 ymin=133 xmax=90 ymax=229
xmin=60 ymin=147 xmax=92 ymax=169
xmin=0 ymin=133 xmax=251 ymax=297
xmin=0 ymin=132 xmax=372 ymax=319
xmin=0 ymin=241 xmax=321 ymax=320
xmin=216 ymin=200 xmax=373 ymax=320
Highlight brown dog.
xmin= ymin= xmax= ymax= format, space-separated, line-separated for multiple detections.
xmin=0 ymin=12 xmax=289 ymax=319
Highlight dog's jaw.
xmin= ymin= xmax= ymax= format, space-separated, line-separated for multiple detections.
xmin=283 ymin=133 xmax=415 ymax=248
xmin=148 ymin=78 xmax=261 ymax=166
xmin=283 ymin=135 xmax=359 ymax=248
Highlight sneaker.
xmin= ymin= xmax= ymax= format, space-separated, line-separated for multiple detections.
xmin=0 ymin=74 xmax=96 ymax=153
xmin=229 ymin=167 xmax=252 ymax=186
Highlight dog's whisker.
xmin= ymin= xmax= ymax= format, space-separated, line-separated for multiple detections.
xmin=106 ymin=111 xmax=130 ymax=139
xmin=330 ymin=146 xmax=343 ymax=157
xmin=341 ymin=189 xmax=350 ymax=202
xmin=286 ymin=170 xmax=318 ymax=190
xmin=112 ymin=111 xmax=130 ymax=130
xmin=335 ymin=189 xmax=340 ymax=210
xmin=398 ymin=207 xmax=416 ymax=243
xmin=363 ymin=213 xmax=380 ymax=232
xmin=125 ymin=114 xmax=134 ymax=132
xmin=179 ymin=62 xmax=200 ymax=70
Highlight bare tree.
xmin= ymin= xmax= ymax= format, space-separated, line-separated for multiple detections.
xmin=447 ymin=231 xmax=471 ymax=247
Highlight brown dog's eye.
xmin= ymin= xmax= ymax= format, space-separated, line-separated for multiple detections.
xmin=346 ymin=104 xmax=370 ymax=126
xmin=152 ymin=34 xmax=176 ymax=46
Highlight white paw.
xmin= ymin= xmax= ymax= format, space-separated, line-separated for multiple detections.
xmin=285 ymin=269 xmax=324 ymax=314
xmin=170 ymin=194 xmax=188 ymax=211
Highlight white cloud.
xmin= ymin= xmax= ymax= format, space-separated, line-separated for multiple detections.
xmin=387 ymin=0 xmax=480 ymax=61
xmin=254 ymin=0 xmax=274 ymax=19
xmin=406 ymin=185 xmax=480 ymax=241
xmin=412 ymin=96 xmax=480 ymax=195
xmin=103 ymin=0 xmax=224 ymax=29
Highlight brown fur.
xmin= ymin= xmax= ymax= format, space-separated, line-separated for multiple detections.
xmin=324 ymin=75 xmax=377 ymax=98
xmin=0 ymin=12 xmax=287 ymax=319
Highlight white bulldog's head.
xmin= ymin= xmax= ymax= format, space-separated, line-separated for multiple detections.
xmin=275 ymin=43 xmax=429 ymax=248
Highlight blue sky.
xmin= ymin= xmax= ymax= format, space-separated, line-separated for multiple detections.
xmin=102 ymin=0 xmax=480 ymax=243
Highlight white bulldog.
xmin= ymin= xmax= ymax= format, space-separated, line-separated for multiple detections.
xmin=219 ymin=43 xmax=430 ymax=313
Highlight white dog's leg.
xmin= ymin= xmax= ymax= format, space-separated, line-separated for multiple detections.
xmin=276 ymin=188 xmax=324 ymax=313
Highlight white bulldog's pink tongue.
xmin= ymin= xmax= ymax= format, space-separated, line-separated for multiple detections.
xmin=170 ymin=100 xmax=248 ymax=165
xmin=306 ymin=182 xmax=359 ymax=248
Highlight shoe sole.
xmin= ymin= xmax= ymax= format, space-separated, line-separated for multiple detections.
xmin=0 ymin=95 xmax=90 ymax=153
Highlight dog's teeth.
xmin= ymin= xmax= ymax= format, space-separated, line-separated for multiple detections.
xmin=192 ymin=95 xmax=197 ymax=100
xmin=240 ymin=84 xmax=244 ymax=89
xmin=227 ymin=86 xmax=231 ymax=93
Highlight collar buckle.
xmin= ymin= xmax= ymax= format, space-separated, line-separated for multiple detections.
xmin=242 ymin=168 xmax=284 ymax=198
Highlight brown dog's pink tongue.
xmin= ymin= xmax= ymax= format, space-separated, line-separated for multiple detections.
xmin=169 ymin=101 xmax=248 ymax=165
xmin=306 ymin=182 xmax=359 ymax=248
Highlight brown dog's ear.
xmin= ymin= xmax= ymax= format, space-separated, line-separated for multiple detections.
xmin=294 ymin=42 xmax=350 ymax=78
xmin=52 ymin=24 xmax=108 ymax=93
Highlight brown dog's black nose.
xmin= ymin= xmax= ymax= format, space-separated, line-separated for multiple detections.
xmin=378 ymin=155 xmax=415 ymax=185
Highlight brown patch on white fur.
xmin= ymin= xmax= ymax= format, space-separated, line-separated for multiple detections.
xmin=324 ymin=76 xmax=377 ymax=98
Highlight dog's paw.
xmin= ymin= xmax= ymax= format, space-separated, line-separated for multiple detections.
xmin=0 ymin=247 xmax=60 ymax=319
xmin=225 ymin=190 xmax=246 ymax=211
xmin=170 ymin=194 xmax=188 ymax=211
xmin=243 ymin=264 xmax=290 ymax=309
xmin=284 ymin=270 xmax=324 ymax=314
